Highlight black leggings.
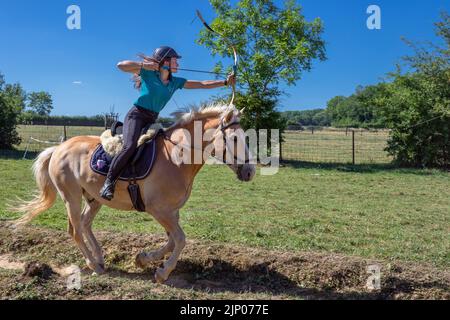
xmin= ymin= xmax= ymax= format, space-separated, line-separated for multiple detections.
xmin=107 ymin=105 xmax=159 ymax=182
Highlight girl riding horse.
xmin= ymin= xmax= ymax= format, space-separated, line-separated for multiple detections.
xmin=100 ymin=46 xmax=236 ymax=200
xmin=11 ymin=47 xmax=255 ymax=283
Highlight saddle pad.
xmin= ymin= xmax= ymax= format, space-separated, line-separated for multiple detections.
xmin=90 ymin=139 xmax=157 ymax=181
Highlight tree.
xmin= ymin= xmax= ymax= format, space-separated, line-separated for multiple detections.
xmin=27 ymin=91 xmax=53 ymax=116
xmin=312 ymin=110 xmax=331 ymax=126
xmin=325 ymin=96 xmax=347 ymax=126
xmin=197 ymin=0 xmax=326 ymax=136
xmin=0 ymin=72 xmax=26 ymax=149
xmin=282 ymin=109 xmax=330 ymax=126
xmin=325 ymin=84 xmax=389 ymax=128
xmin=0 ymin=73 xmax=4 ymax=90
xmin=377 ymin=12 xmax=450 ymax=168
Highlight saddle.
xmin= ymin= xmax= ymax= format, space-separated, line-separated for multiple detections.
xmin=90 ymin=121 xmax=164 ymax=212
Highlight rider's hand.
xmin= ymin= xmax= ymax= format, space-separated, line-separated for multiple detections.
xmin=226 ymin=73 xmax=236 ymax=87
xmin=142 ymin=61 xmax=158 ymax=71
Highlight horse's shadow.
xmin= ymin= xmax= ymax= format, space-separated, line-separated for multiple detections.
xmin=104 ymin=258 xmax=448 ymax=300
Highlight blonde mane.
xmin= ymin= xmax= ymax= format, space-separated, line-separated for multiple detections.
xmin=167 ymin=103 xmax=234 ymax=131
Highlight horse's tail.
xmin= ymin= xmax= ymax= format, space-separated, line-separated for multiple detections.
xmin=11 ymin=146 xmax=58 ymax=227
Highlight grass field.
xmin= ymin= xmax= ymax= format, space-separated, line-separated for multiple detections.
xmin=0 ymin=128 xmax=448 ymax=299
xmin=0 ymin=157 xmax=448 ymax=268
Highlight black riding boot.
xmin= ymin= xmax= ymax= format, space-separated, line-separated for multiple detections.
xmin=100 ymin=177 xmax=116 ymax=201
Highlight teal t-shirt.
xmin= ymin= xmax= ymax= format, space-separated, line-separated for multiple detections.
xmin=134 ymin=69 xmax=187 ymax=113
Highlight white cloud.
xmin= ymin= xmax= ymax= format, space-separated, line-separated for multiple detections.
xmin=72 ymin=81 xmax=82 ymax=85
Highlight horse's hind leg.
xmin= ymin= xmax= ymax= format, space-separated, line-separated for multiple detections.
xmin=150 ymin=210 xmax=186 ymax=283
xmin=68 ymin=220 xmax=74 ymax=238
xmin=81 ymin=195 xmax=104 ymax=269
xmin=58 ymin=186 xmax=105 ymax=275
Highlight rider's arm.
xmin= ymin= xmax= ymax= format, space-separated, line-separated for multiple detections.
xmin=117 ymin=60 xmax=158 ymax=73
xmin=183 ymin=80 xmax=227 ymax=89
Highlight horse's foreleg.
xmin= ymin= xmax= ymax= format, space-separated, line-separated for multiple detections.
xmin=81 ymin=197 xmax=104 ymax=269
xmin=151 ymin=210 xmax=186 ymax=283
xmin=136 ymin=211 xmax=180 ymax=266
xmin=136 ymin=232 xmax=175 ymax=267
xmin=155 ymin=225 xmax=185 ymax=283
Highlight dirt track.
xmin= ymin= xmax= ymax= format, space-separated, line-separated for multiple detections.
xmin=0 ymin=222 xmax=448 ymax=300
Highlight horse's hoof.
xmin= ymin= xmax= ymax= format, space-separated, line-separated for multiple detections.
xmin=97 ymin=266 xmax=106 ymax=275
xmin=86 ymin=260 xmax=105 ymax=275
xmin=92 ymin=266 xmax=106 ymax=276
xmin=154 ymin=268 xmax=167 ymax=284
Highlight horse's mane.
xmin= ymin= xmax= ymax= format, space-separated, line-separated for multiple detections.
xmin=166 ymin=103 xmax=233 ymax=131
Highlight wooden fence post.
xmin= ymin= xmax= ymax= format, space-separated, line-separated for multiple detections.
xmin=279 ymin=134 xmax=283 ymax=163
xmin=63 ymin=125 xmax=67 ymax=142
xmin=352 ymin=130 xmax=355 ymax=165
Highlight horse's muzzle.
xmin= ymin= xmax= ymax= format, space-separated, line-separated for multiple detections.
xmin=237 ymin=164 xmax=256 ymax=182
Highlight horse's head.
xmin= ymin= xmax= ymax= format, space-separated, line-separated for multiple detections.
xmin=214 ymin=107 xmax=256 ymax=182
xmin=167 ymin=104 xmax=256 ymax=181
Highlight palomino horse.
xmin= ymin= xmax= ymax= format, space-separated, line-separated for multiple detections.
xmin=12 ymin=105 xmax=255 ymax=283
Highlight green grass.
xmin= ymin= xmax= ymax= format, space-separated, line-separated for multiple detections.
xmin=0 ymin=158 xmax=449 ymax=268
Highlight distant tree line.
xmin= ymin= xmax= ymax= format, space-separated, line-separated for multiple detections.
xmin=0 ymin=74 xmax=35 ymax=148
xmin=282 ymin=109 xmax=331 ymax=129
xmin=282 ymin=84 xmax=397 ymax=130
xmin=19 ymin=114 xmax=106 ymax=126
xmin=18 ymin=113 xmax=175 ymax=128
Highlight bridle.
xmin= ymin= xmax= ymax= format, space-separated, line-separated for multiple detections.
xmin=216 ymin=120 xmax=251 ymax=165
xmin=163 ymin=118 xmax=251 ymax=165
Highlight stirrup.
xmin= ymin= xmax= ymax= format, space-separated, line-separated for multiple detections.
xmin=100 ymin=179 xmax=116 ymax=201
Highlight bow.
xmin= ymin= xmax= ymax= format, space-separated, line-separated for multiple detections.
xmin=196 ymin=9 xmax=238 ymax=107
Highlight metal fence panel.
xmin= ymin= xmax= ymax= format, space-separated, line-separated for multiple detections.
xmin=282 ymin=129 xmax=392 ymax=164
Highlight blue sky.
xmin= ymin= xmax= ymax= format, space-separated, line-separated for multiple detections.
xmin=0 ymin=0 xmax=448 ymax=118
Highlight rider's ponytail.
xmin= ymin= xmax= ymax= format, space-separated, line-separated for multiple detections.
xmin=132 ymin=73 xmax=142 ymax=90
xmin=133 ymin=53 xmax=172 ymax=90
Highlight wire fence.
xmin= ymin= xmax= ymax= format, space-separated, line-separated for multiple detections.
xmin=281 ymin=128 xmax=393 ymax=165
xmin=1 ymin=125 xmax=393 ymax=164
xmin=2 ymin=125 xmax=105 ymax=159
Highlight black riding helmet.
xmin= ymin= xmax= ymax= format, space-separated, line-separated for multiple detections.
xmin=152 ymin=46 xmax=182 ymax=63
